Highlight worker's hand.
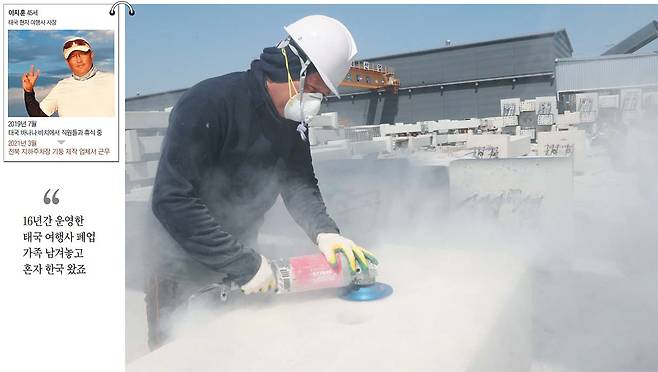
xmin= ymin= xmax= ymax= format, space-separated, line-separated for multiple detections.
xmin=22 ymin=65 xmax=40 ymax=93
xmin=240 ymin=255 xmax=276 ymax=295
xmin=316 ymin=233 xmax=378 ymax=274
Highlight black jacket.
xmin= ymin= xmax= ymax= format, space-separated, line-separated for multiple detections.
xmin=151 ymin=61 xmax=339 ymax=286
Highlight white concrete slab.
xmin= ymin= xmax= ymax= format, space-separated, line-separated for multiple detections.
xmin=127 ymin=248 xmax=530 ymax=372
xmin=537 ymin=129 xmax=587 ymax=173
xmin=349 ymin=140 xmax=387 ymax=156
xmin=466 ymin=134 xmax=531 ymax=158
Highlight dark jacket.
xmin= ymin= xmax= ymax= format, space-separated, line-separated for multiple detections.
xmin=151 ymin=61 xmax=339 ymax=286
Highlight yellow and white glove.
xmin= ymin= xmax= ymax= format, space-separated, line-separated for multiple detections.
xmin=240 ymin=255 xmax=276 ymax=294
xmin=316 ymin=233 xmax=378 ymax=273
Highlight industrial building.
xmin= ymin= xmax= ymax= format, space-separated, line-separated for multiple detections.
xmin=127 ymin=22 xmax=658 ymax=128
xmin=555 ymin=21 xmax=658 ymax=124
xmin=323 ymin=30 xmax=572 ymax=125
xmin=126 ymin=29 xmax=574 ymax=123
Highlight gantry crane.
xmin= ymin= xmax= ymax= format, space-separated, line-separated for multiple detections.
xmin=340 ymin=61 xmax=400 ymax=94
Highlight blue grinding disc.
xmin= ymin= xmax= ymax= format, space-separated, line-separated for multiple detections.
xmin=340 ymin=282 xmax=393 ymax=302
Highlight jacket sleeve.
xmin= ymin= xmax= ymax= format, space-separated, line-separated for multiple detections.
xmin=151 ymin=97 xmax=260 ymax=286
xmin=281 ymin=135 xmax=340 ymax=242
xmin=24 ymin=91 xmax=48 ymax=117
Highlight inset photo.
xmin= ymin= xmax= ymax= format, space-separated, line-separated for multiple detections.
xmin=7 ymin=30 xmax=115 ymax=117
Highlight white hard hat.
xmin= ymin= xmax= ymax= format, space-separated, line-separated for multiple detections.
xmin=284 ymin=15 xmax=358 ymax=97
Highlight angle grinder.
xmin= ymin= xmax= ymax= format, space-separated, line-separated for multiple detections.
xmin=270 ymin=254 xmax=393 ymax=302
xmin=187 ymin=253 xmax=392 ymax=305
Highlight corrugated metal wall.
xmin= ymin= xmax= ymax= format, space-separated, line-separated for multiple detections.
xmin=324 ymin=77 xmax=555 ymax=125
xmin=556 ymin=53 xmax=658 ymax=93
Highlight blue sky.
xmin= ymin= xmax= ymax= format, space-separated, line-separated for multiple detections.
xmin=7 ymin=30 xmax=114 ymax=116
xmin=126 ymin=4 xmax=658 ymax=98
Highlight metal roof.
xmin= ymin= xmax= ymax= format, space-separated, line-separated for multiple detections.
xmin=127 ymin=88 xmax=186 ymax=101
xmin=357 ymin=29 xmax=573 ymax=62
xmin=602 ymin=20 xmax=658 ymax=56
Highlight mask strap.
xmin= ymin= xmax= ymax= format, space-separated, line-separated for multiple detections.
xmin=278 ymin=37 xmax=312 ymax=140
xmin=287 ymin=42 xmax=312 ymax=140
xmin=281 ymin=48 xmax=298 ymax=97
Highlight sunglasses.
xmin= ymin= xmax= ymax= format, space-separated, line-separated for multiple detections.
xmin=63 ymin=39 xmax=89 ymax=50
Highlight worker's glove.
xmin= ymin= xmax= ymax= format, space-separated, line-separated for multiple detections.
xmin=316 ymin=233 xmax=379 ymax=274
xmin=240 ymin=255 xmax=276 ymax=295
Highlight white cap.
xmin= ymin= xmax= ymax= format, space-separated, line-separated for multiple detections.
xmin=63 ymin=37 xmax=92 ymax=59
xmin=284 ymin=15 xmax=358 ymax=97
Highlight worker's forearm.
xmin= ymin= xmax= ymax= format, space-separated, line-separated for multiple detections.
xmin=282 ymin=178 xmax=339 ymax=241
xmin=151 ymin=189 xmax=261 ymax=285
xmin=283 ymin=137 xmax=339 ymax=240
xmin=24 ymin=91 xmax=48 ymax=117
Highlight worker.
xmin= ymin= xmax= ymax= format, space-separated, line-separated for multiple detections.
xmin=22 ymin=37 xmax=114 ymax=117
xmin=147 ymin=15 xmax=378 ymax=349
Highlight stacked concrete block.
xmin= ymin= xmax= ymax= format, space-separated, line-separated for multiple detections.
xmin=349 ymin=140 xmax=388 ymax=156
xmin=598 ymin=95 xmax=620 ymax=109
xmin=308 ymin=112 xmax=338 ymax=128
xmin=408 ymin=134 xmax=433 ymax=152
xmin=309 ymin=127 xmax=343 ymax=146
xmin=508 ymin=135 xmax=532 ymax=157
xmin=621 ymin=89 xmax=642 ymax=112
xmin=379 ymin=123 xmax=423 ymax=136
xmin=537 ymin=115 xmax=554 ymax=126
xmin=519 ymin=128 xmax=536 ymax=142
xmin=372 ymin=136 xmax=394 ymax=153
xmin=445 ymin=133 xmax=470 ymax=144
xmin=480 ymin=117 xmax=505 ymax=131
xmin=520 ymin=99 xmax=536 ymax=112
xmin=460 ymin=118 xmax=482 ymax=130
xmin=501 ymin=98 xmax=521 ymax=116
xmin=432 ymin=133 xmax=449 ymax=146
xmin=535 ymin=96 xmax=558 ymax=116
xmin=537 ymin=129 xmax=587 ymax=173
xmin=503 ymin=116 xmax=519 ymax=127
xmin=535 ymin=96 xmax=557 ymax=127
xmin=466 ymin=134 xmax=531 ymax=158
xmin=418 ymin=121 xmax=435 ymax=133
xmin=556 ymin=111 xmax=581 ymax=130
xmin=345 ymin=125 xmax=380 ymax=142
xmin=501 ymin=125 xmax=521 ymax=136
xmin=425 ymin=118 xmax=480 ymax=133
xmin=575 ymin=93 xmax=598 ymax=123
xmin=519 ymin=111 xmax=538 ymax=129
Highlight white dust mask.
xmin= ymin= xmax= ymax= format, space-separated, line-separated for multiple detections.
xmin=283 ymin=92 xmax=323 ymax=123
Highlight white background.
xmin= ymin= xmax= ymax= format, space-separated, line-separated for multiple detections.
xmin=3 ymin=3 xmax=119 ymax=161
xmin=0 ymin=2 xmax=125 ymax=371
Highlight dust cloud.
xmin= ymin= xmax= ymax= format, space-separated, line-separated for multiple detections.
xmin=127 ymin=111 xmax=658 ymax=371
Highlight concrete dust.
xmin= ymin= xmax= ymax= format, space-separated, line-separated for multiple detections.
xmin=126 ymin=117 xmax=658 ymax=370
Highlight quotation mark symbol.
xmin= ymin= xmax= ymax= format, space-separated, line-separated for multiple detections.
xmin=44 ymin=189 xmax=60 ymax=205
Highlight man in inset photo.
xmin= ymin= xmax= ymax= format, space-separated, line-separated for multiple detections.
xmin=22 ymin=37 xmax=114 ymax=117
